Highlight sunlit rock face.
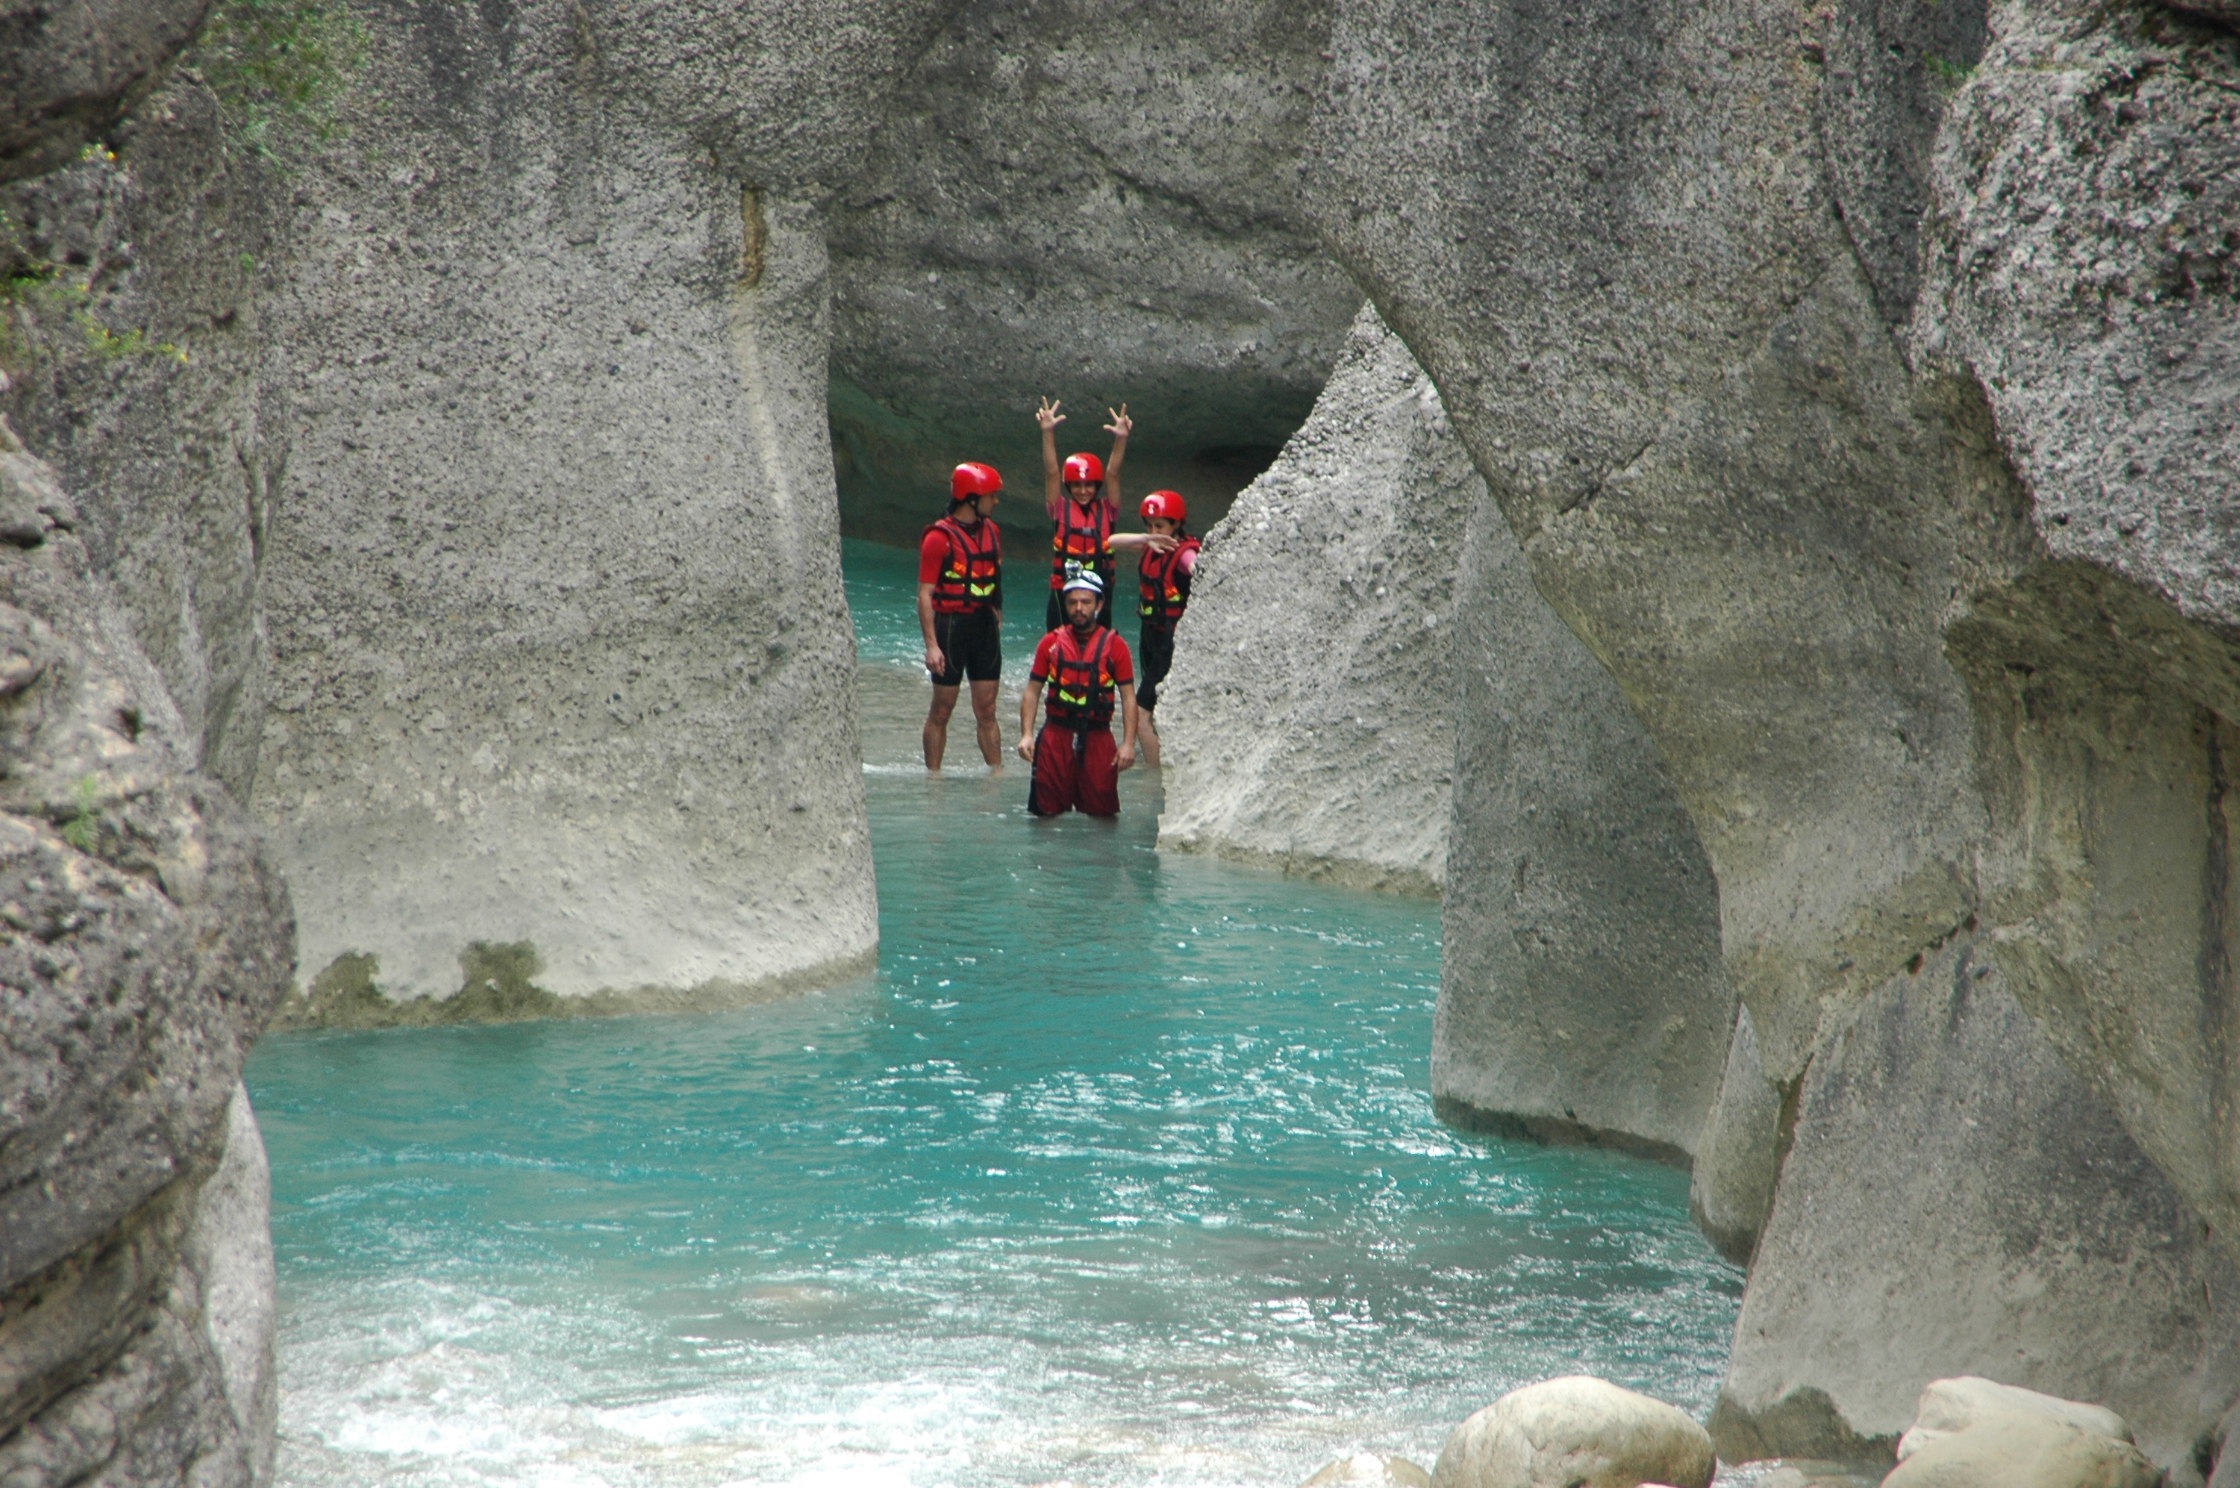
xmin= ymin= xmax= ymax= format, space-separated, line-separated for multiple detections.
xmin=241 ymin=0 xmax=969 ymax=1012
xmin=0 ymin=414 xmax=292 ymax=1488
xmin=824 ymin=0 xmax=1359 ymax=543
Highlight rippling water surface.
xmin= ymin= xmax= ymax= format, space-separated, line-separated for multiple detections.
xmin=248 ymin=540 xmax=1741 ymax=1488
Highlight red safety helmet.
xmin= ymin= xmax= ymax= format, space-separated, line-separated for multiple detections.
xmin=951 ymin=461 xmax=1003 ymax=502
xmin=1061 ymin=452 xmax=1104 ymax=485
xmin=1141 ymin=490 xmax=1186 ymax=523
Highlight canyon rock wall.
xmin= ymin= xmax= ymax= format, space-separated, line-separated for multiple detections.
xmin=1 ymin=66 xmax=281 ymax=800
xmin=4 ymin=0 xmax=984 ymax=1017
xmin=0 ymin=412 xmax=292 ymax=1488
xmin=1714 ymin=941 xmax=2240 ymax=1470
xmin=824 ymin=0 xmax=1359 ymax=543
xmin=1160 ymin=304 xmax=1734 ymax=1161
xmin=1439 ymin=458 xmax=1733 ymax=1166
xmin=1290 ymin=0 xmax=2240 ymax=1468
xmin=247 ymin=0 xmax=919 ymax=1010
xmin=1156 ymin=305 xmax=1465 ymax=896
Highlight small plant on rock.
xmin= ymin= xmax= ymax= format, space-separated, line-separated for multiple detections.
xmin=60 ymin=775 xmax=104 ymax=853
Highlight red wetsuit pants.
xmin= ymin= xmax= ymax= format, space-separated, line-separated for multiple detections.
xmin=1028 ymin=724 xmax=1120 ymax=817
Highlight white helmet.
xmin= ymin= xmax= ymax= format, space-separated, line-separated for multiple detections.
xmin=1060 ymin=564 xmax=1105 ymax=597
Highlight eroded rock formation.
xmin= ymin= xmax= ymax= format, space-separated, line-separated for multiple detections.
xmin=825 ymin=0 xmax=1359 ymax=542
xmin=1289 ymin=0 xmax=2240 ymax=1468
xmin=1157 ymin=306 xmax=1467 ymax=895
xmin=1161 ymin=306 xmax=1734 ymax=1161
xmin=4 ymin=0 xmax=2239 ymax=1478
xmin=0 ymin=410 xmax=291 ymax=1487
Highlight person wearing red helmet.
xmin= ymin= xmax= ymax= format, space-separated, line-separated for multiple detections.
xmin=1036 ymin=396 xmax=1131 ymax=631
xmin=1113 ymin=489 xmax=1200 ymax=767
xmin=918 ymin=461 xmax=1006 ymax=771
xmin=1017 ymin=568 xmax=1140 ymax=817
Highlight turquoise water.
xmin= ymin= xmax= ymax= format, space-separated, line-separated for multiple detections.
xmin=247 ymin=540 xmax=1741 ymax=1488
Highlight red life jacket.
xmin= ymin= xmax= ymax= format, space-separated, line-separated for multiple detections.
xmin=1049 ymin=497 xmax=1115 ymax=590
xmin=1044 ymin=627 xmax=1118 ymax=729
xmin=925 ymin=515 xmax=1002 ymax=614
xmin=1138 ymin=536 xmax=1201 ymax=623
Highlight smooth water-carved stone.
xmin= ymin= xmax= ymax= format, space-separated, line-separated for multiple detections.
xmin=1432 ymin=1377 xmax=1714 ymax=1488
xmin=1159 ymin=305 xmax=1468 ymax=896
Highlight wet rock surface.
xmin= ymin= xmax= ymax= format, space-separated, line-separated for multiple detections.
xmin=0 ymin=410 xmax=291 ymax=1487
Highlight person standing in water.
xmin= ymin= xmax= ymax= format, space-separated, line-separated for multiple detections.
xmin=919 ymin=461 xmax=1006 ymax=771
xmin=1112 ymin=489 xmax=1198 ymax=767
xmin=1018 ymin=569 xmax=1140 ymax=817
xmin=1037 ymin=396 xmax=1130 ymax=631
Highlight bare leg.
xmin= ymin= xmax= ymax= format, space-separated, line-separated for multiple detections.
xmin=1139 ymin=707 xmax=1161 ymax=767
xmin=970 ymin=678 xmax=1003 ymax=769
xmin=924 ymin=684 xmax=960 ymax=770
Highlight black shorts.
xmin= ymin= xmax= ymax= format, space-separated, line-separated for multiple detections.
xmin=1136 ymin=622 xmax=1176 ymax=712
xmin=929 ymin=608 xmax=1001 ymax=686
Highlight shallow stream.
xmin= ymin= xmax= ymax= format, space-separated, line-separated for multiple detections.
xmin=246 ymin=540 xmax=1742 ymax=1488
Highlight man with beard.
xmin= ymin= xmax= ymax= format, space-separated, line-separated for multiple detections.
xmin=1017 ymin=568 xmax=1140 ymax=817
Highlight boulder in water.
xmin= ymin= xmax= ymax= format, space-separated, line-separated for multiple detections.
xmin=1431 ymin=1376 xmax=1714 ymax=1488
xmin=1302 ymin=1452 xmax=1434 ymax=1486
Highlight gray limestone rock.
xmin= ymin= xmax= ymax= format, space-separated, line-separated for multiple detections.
xmin=825 ymin=0 xmax=1357 ymax=545
xmin=0 ymin=0 xmax=211 ymax=182
xmin=1915 ymin=0 xmax=2240 ymax=1270
xmin=239 ymin=0 xmax=958 ymax=1008
xmin=1439 ymin=452 xmax=1732 ymax=1164
xmin=1896 ymin=1377 xmax=2134 ymax=1462
xmin=1710 ymin=943 xmax=2240 ymax=1481
xmin=1156 ymin=304 xmax=1465 ymax=895
xmin=1881 ymin=1417 xmax=2162 ymax=1488
xmin=1431 ymin=1376 xmax=1714 ymax=1488
xmin=1813 ymin=0 xmax=1990 ymax=324
xmin=1 ymin=66 xmax=282 ymax=797
xmin=1298 ymin=0 xmax=2022 ymax=1105
xmin=1688 ymin=1004 xmax=1788 ymax=1266
xmin=0 ymin=415 xmax=291 ymax=1487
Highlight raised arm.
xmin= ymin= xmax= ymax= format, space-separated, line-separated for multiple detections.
xmin=1101 ymin=404 xmax=1131 ymax=508
xmin=1037 ymin=397 xmax=1065 ymax=513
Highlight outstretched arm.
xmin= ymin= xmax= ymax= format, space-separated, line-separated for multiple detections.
xmin=1107 ymin=531 xmax=1178 ymax=555
xmin=1017 ymin=680 xmax=1045 ymax=761
xmin=1101 ymin=404 xmax=1131 ymax=508
xmin=1037 ymin=397 xmax=1065 ymax=513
